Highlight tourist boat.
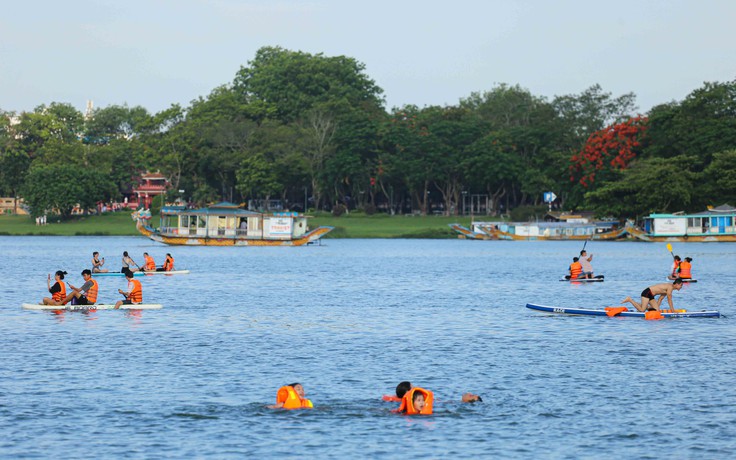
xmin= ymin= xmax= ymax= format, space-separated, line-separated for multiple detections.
xmin=450 ymin=210 xmax=627 ymax=241
xmin=627 ymin=204 xmax=736 ymax=242
xmin=132 ymin=202 xmax=333 ymax=246
xmin=451 ymin=220 xmax=626 ymax=241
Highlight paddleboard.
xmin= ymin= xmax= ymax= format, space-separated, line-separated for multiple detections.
xmin=92 ymin=270 xmax=190 ymax=277
xmin=666 ymin=277 xmax=697 ymax=283
xmin=22 ymin=303 xmax=163 ymax=311
xmin=560 ymin=275 xmax=604 ymax=282
xmin=526 ymin=303 xmax=720 ymax=318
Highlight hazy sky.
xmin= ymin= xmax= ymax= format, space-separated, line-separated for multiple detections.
xmin=1 ymin=0 xmax=734 ymax=115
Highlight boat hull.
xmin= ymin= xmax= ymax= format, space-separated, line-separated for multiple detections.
xmin=448 ymin=224 xmax=493 ymax=240
xmin=526 ymin=303 xmax=720 ymax=318
xmin=626 ymin=224 xmax=736 ymax=242
xmin=22 ymin=303 xmax=163 ymax=311
xmin=488 ymin=226 xmax=627 ymax=241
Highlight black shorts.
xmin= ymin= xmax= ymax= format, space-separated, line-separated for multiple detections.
xmin=122 ymin=299 xmax=134 ymax=305
xmin=77 ymin=295 xmax=91 ymax=305
xmin=641 ymin=288 xmax=655 ymax=300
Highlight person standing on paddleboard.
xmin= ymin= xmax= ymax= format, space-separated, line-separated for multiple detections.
xmin=579 ymin=250 xmax=594 ymax=279
xmin=621 ymin=278 xmax=683 ymax=312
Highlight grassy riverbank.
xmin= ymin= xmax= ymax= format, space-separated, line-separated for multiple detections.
xmin=0 ymin=212 xmax=490 ymax=238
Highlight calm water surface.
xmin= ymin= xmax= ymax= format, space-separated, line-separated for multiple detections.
xmin=1 ymin=236 xmax=735 ymax=458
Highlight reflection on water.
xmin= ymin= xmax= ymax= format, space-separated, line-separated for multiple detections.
xmin=1 ymin=236 xmax=735 ymax=458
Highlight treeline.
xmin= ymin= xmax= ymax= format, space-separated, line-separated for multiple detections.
xmin=1 ymin=46 xmax=735 ymax=220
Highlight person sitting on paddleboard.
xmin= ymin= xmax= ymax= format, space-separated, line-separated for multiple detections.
xmin=579 ymin=250 xmax=594 ymax=279
xmin=115 ymin=269 xmax=142 ymax=309
xmin=122 ymin=251 xmax=140 ymax=273
xmin=142 ymin=252 xmax=156 ymax=272
xmin=679 ymin=257 xmax=693 ymax=279
xmin=157 ymin=253 xmax=174 ymax=272
xmin=92 ymin=251 xmax=108 ymax=273
xmin=42 ymin=270 xmax=68 ymax=305
xmin=63 ymin=269 xmax=99 ymax=305
xmin=621 ymin=278 xmax=683 ymax=312
xmin=667 ymin=255 xmax=682 ymax=280
xmin=566 ymin=257 xmax=582 ymax=280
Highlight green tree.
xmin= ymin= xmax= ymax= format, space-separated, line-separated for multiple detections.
xmin=22 ymin=164 xmax=113 ymax=218
xmin=584 ymin=156 xmax=696 ymax=217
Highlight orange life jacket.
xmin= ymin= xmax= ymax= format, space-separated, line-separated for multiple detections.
xmin=163 ymin=256 xmax=174 ymax=271
xmin=569 ymin=262 xmax=582 ymax=279
xmin=397 ymin=387 xmax=434 ymax=415
xmin=276 ymin=386 xmax=313 ymax=410
xmin=382 ymin=395 xmax=402 ymax=402
xmin=52 ymin=282 xmax=67 ymax=304
xmin=128 ymin=279 xmax=142 ymax=303
xmin=645 ymin=310 xmax=664 ymax=320
xmin=678 ymin=261 xmax=692 ymax=279
xmin=144 ymin=255 xmax=156 ymax=271
xmin=671 ymin=261 xmax=681 ymax=276
xmin=85 ymin=278 xmax=98 ymax=303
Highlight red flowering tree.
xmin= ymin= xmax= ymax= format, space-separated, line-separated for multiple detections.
xmin=569 ymin=116 xmax=648 ymax=188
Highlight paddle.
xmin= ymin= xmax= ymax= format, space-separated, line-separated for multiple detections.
xmin=666 ymin=243 xmax=675 ymax=260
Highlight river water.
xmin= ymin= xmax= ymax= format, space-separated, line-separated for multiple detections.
xmin=1 ymin=236 xmax=735 ymax=458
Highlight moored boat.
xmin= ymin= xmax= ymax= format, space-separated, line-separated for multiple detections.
xmin=132 ymin=202 xmax=333 ymax=246
xmin=627 ymin=204 xmax=736 ymax=242
xmin=483 ymin=221 xmax=626 ymax=241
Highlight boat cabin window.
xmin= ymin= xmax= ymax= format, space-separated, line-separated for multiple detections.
xmin=687 ymin=217 xmax=702 ymax=227
xmin=180 ymin=215 xmax=190 ymax=227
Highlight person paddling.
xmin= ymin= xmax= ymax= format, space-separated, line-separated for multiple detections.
xmin=115 ymin=269 xmax=142 ymax=309
xmin=122 ymin=251 xmax=140 ymax=273
xmin=667 ymin=255 xmax=682 ymax=280
xmin=621 ymin=278 xmax=684 ymax=312
xmin=579 ymin=250 xmax=594 ymax=279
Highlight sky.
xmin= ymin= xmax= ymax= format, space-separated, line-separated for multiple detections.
xmin=1 ymin=0 xmax=735 ymax=116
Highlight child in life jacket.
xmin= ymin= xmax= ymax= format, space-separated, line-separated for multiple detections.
xmin=268 ymin=383 xmax=313 ymax=410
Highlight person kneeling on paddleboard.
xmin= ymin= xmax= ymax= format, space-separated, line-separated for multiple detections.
xmin=115 ymin=269 xmax=142 ymax=309
xmin=621 ymin=278 xmax=683 ymax=313
xmin=63 ymin=269 xmax=99 ymax=305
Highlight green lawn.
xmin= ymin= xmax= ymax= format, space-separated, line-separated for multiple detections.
xmin=0 ymin=212 xmax=494 ymax=238
xmin=0 ymin=212 xmax=147 ymax=236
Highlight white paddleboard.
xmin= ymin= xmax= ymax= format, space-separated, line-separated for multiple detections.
xmin=22 ymin=303 xmax=163 ymax=311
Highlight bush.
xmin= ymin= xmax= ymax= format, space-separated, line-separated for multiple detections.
xmin=332 ymin=204 xmax=347 ymax=217
xmin=364 ymin=204 xmax=377 ymax=215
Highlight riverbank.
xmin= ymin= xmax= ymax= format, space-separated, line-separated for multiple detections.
xmin=0 ymin=212 xmax=486 ymax=238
